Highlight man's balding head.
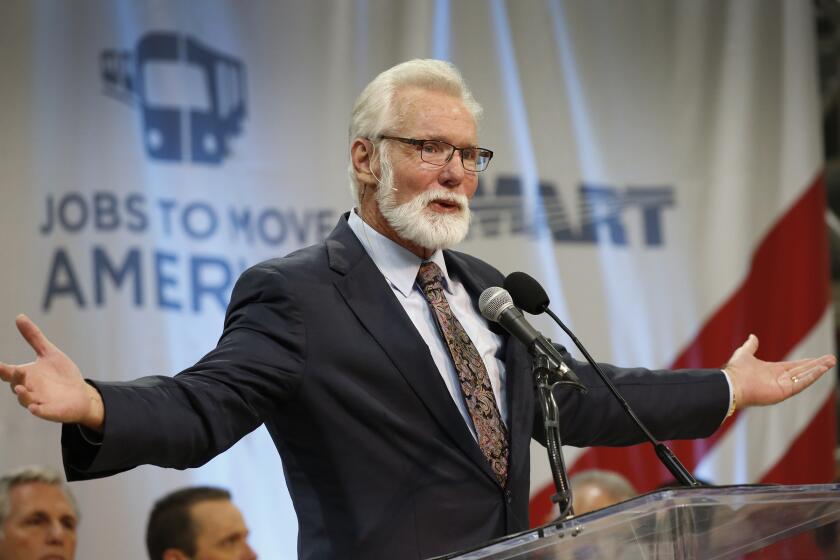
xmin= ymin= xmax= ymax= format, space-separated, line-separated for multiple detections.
xmin=571 ymin=469 xmax=636 ymax=515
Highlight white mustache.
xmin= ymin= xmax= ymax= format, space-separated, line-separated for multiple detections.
xmin=418 ymin=190 xmax=469 ymax=210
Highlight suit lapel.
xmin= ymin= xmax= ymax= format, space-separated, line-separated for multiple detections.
xmin=501 ymin=333 xmax=532 ymax=477
xmin=326 ymin=216 xmax=498 ymax=485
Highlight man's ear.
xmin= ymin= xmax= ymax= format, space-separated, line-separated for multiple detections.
xmin=162 ymin=548 xmax=190 ymax=560
xmin=351 ymin=138 xmax=379 ymax=187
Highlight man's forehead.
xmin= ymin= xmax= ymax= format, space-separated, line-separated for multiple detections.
xmin=8 ymin=482 xmax=75 ymax=515
xmin=189 ymin=498 xmax=244 ymax=530
xmin=392 ymin=87 xmax=477 ymax=142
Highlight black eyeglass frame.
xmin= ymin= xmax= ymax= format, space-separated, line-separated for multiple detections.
xmin=377 ymin=135 xmax=494 ymax=172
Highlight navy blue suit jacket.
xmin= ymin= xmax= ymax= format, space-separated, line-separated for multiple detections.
xmin=62 ymin=214 xmax=729 ymax=559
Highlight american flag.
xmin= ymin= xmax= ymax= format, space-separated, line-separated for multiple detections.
xmin=527 ymin=0 xmax=836 ymax=543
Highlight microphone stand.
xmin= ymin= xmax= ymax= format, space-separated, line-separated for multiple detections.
xmin=543 ymin=308 xmax=699 ymax=487
xmin=531 ymin=348 xmax=586 ymax=520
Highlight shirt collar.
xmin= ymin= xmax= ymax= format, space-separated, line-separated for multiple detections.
xmin=347 ymin=210 xmax=454 ymax=297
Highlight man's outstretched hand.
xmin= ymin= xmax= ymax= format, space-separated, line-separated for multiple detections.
xmin=724 ymin=334 xmax=836 ymax=409
xmin=0 ymin=314 xmax=104 ymax=431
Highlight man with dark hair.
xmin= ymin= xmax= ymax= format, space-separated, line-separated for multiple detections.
xmin=0 ymin=465 xmax=79 ymax=560
xmin=146 ymin=486 xmax=256 ymax=560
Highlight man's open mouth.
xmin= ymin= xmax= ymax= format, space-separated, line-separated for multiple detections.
xmin=429 ymin=199 xmax=462 ymax=212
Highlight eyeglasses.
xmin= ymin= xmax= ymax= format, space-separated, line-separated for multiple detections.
xmin=378 ymin=135 xmax=494 ymax=172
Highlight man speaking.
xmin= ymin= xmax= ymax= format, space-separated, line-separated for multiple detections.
xmin=1 ymin=59 xmax=835 ymax=559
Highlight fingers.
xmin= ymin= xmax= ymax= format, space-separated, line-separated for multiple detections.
xmin=0 ymin=361 xmax=13 ymax=382
xmin=12 ymin=376 xmax=35 ymax=408
xmin=740 ymin=333 xmax=758 ymax=355
xmin=784 ymin=355 xmax=836 ymax=376
xmin=728 ymin=334 xmax=759 ymax=365
xmin=3 ymin=366 xmax=24 ymax=396
xmin=773 ymin=355 xmax=836 ymax=370
xmin=773 ymin=358 xmax=815 ymax=369
xmin=7 ymin=370 xmax=48 ymax=418
xmin=10 ymin=367 xmax=25 ymax=387
xmin=3 ymin=366 xmax=37 ymax=409
xmin=777 ymin=366 xmax=821 ymax=392
xmin=2 ymin=363 xmax=38 ymax=410
xmin=17 ymin=390 xmax=44 ymax=417
xmin=3 ymin=366 xmax=66 ymax=423
xmin=15 ymin=314 xmax=54 ymax=358
xmin=13 ymin=381 xmax=28 ymax=396
xmin=27 ymin=403 xmax=46 ymax=417
xmin=1 ymin=362 xmax=37 ymax=384
xmin=777 ymin=356 xmax=836 ymax=392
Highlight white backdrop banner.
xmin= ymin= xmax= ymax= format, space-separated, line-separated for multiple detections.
xmin=0 ymin=1 xmax=833 ymax=558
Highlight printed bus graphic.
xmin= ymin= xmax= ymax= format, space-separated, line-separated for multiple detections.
xmin=101 ymin=32 xmax=247 ymax=165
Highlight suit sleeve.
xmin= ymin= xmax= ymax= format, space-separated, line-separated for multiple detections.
xmin=62 ymin=263 xmax=306 ymax=481
xmin=532 ymin=348 xmax=730 ymax=448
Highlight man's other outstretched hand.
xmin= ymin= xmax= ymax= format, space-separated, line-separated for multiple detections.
xmin=724 ymin=334 xmax=837 ymax=410
xmin=0 ymin=314 xmax=104 ymax=431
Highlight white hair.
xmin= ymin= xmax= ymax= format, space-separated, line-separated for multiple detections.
xmin=0 ymin=465 xmax=79 ymax=527
xmin=347 ymin=59 xmax=483 ymax=204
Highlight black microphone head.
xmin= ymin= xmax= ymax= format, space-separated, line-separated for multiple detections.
xmin=504 ymin=272 xmax=550 ymax=314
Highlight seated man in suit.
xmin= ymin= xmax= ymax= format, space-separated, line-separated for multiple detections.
xmin=146 ymin=486 xmax=257 ymax=560
xmin=0 ymin=59 xmax=835 ymax=559
xmin=0 ymin=465 xmax=79 ymax=560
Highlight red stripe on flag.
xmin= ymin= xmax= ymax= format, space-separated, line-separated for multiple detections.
xmin=528 ymin=484 xmax=554 ymax=528
xmin=530 ymin=174 xmax=833 ymax=526
xmin=759 ymin=391 xmax=837 ymax=485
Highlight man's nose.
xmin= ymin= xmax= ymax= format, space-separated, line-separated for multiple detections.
xmin=242 ymin=543 xmax=258 ymax=560
xmin=438 ymin=151 xmax=466 ymax=187
xmin=45 ymin=520 xmax=67 ymax=544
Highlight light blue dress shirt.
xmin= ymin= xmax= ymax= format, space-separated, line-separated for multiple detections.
xmin=347 ymin=211 xmax=508 ymax=439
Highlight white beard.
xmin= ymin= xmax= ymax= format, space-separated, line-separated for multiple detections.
xmin=375 ymin=152 xmax=471 ymax=251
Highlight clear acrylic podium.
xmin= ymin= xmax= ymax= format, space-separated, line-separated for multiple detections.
xmin=441 ymin=484 xmax=840 ymax=559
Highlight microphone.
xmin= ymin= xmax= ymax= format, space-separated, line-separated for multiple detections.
xmin=503 ymin=271 xmax=699 ymax=488
xmin=503 ymin=271 xmax=550 ymax=314
xmin=479 ymin=287 xmax=585 ymax=391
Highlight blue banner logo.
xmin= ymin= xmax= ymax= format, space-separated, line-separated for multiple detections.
xmin=101 ymin=32 xmax=247 ymax=165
